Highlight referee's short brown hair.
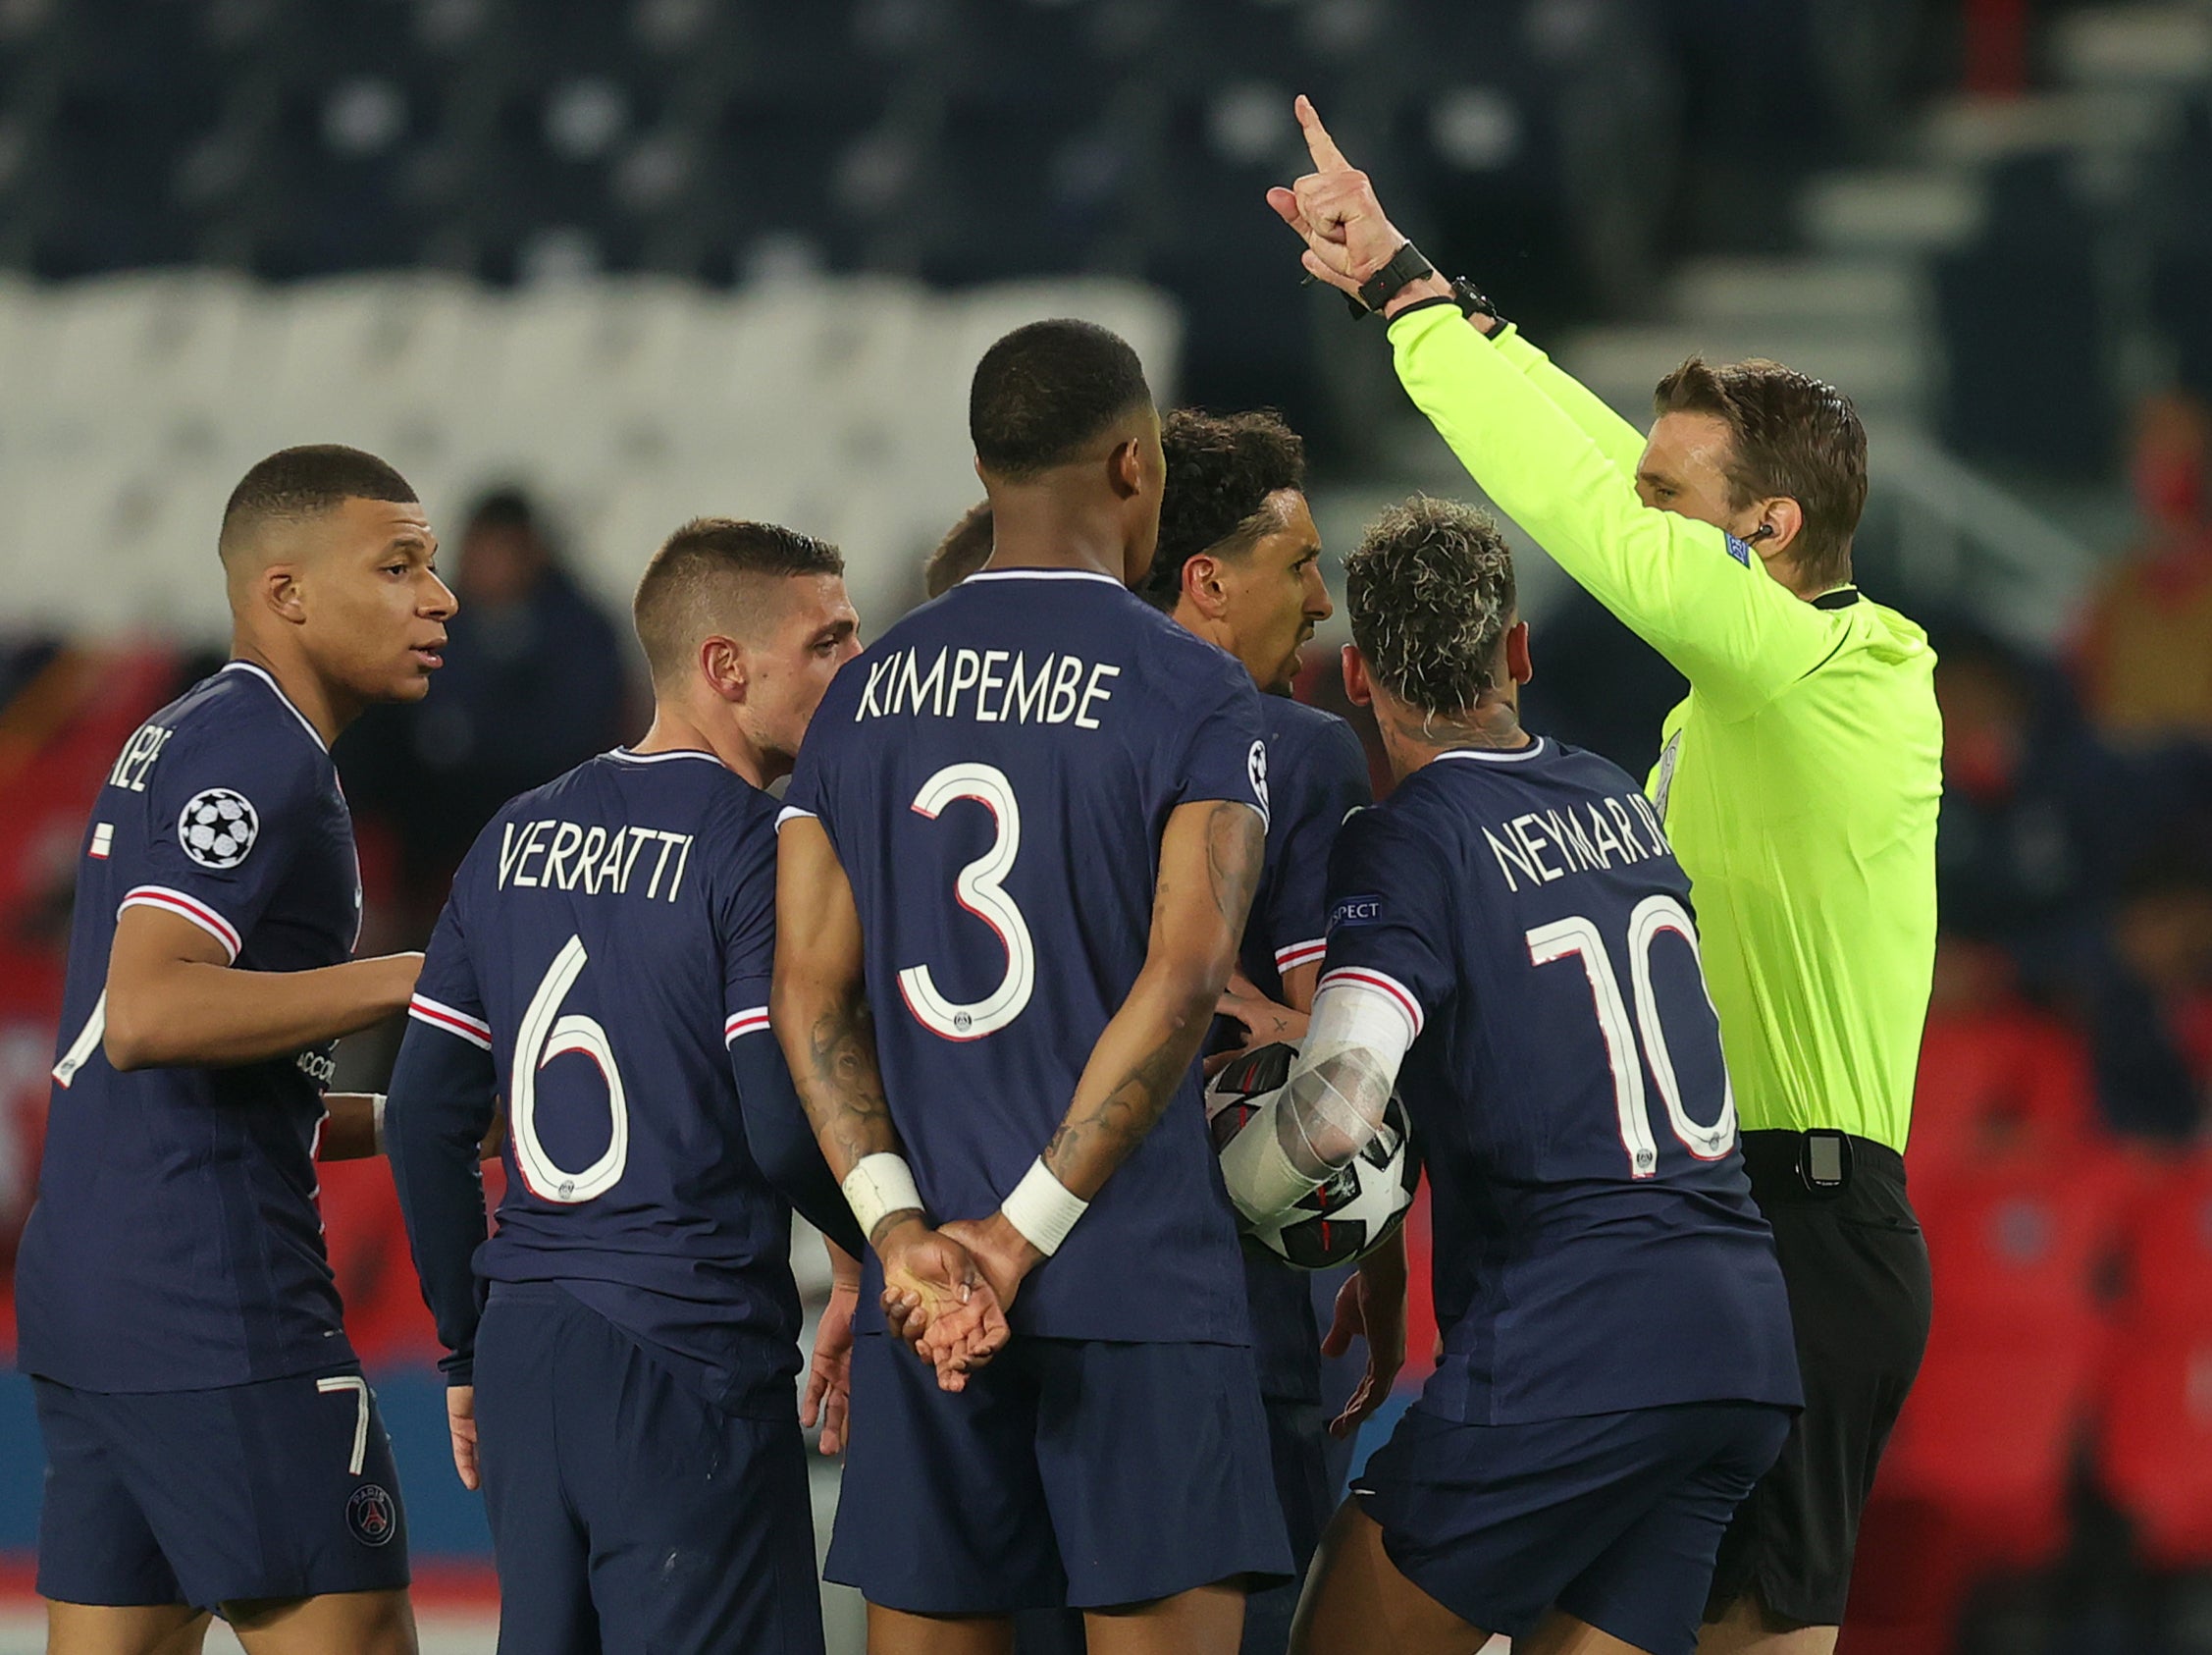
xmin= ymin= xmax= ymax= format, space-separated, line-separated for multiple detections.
xmin=1654 ymin=357 xmax=1868 ymax=591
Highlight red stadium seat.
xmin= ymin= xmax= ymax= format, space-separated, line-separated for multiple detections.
xmin=317 ymin=1158 xmax=441 ymax=1364
xmin=2097 ymin=1324 xmax=2212 ymax=1567
xmin=1874 ymin=1148 xmax=2125 ymax=1568
xmin=1913 ymin=1142 xmax=2131 ymax=1329
xmin=2118 ymin=1153 xmax=2212 ymax=1323
xmin=1908 ymin=1003 xmax=2094 ymax=1191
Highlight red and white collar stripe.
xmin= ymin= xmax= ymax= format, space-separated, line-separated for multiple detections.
xmin=408 ymin=994 xmax=493 ymax=1051
xmin=120 ymin=885 xmax=241 ymax=963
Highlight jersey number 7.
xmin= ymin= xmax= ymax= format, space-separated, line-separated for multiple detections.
xmin=1528 ymin=893 xmax=1737 ymax=1179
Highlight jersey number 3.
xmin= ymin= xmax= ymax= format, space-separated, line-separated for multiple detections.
xmin=511 ymin=935 xmax=630 ymax=1202
xmin=898 ymin=763 xmax=1035 ymax=1041
xmin=1528 ymin=894 xmax=1736 ymax=1178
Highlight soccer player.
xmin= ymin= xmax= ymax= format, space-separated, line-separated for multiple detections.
xmin=1269 ymin=97 xmax=1940 ymax=1655
xmin=1221 ymin=497 xmax=1801 ymax=1655
xmin=381 ymin=518 xmax=867 ymax=1655
xmin=15 ymin=446 xmax=451 ymax=1655
xmin=773 ymin=318 xmax=1291 ymax=1654
xmin=1136 ymin=406 xmax=1390 ymax=1655
xmin=924 ymin=498 xmax=995 ymax=597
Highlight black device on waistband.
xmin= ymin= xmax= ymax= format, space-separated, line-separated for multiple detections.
xmin=1798 ymin=1129 xmax=1852 ymax=1196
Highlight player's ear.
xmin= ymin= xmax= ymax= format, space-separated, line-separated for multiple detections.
xmin=1504 ymin=619 xmax=1533 ymax=687
xmin=699 ymin=635 xmax=747 ymax=704
xmin=263 ymin=563 xmax=308 ymax=627
xmin=1341 ymin=643 xmax=1373 ymax=707
xmin=1182 ymin=554 xmax=1227 ymax=618
xmin=1107 ymin=436 xmax=1145 ymax=501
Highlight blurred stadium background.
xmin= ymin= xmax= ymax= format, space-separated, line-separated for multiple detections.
xmin=2 ymin=0 xmax=2211 ymax=1650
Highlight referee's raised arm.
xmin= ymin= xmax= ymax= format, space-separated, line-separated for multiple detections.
xmin=1273 ymin=96 xmax=1942 ymax=1655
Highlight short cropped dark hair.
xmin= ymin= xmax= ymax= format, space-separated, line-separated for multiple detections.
xmin=633 ymin=517 xmax=844 ymax=684
xmin=1135 ymin=408 xmax=1307 ymax=611
xmin=1653 ymin=357 xmax=1868 ymax=590
xmin=1344 ymin=497 xmax=1516 ymax=719
xmin=219 ymin=445 xmax=416 ymax=560
xmin=924 ymin=501 xmax=994 ymax=598
xmin=969 ymin=319 xmax=1152 ymax=481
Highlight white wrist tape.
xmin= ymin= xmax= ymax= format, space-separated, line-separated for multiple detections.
xmin=841 ymin=1153 xmax=922 ymax=1241
xmin=370 ymin=1094 xmax=389 ymax=1155
xmin=1001 ymin=1157 xmax=1088 ymax=1256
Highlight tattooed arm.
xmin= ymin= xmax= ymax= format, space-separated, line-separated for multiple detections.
xmin=940 ymin=798 xmax=1268 ymax=1308
xmin=772 ymin=816 xmax=1007 ymax=1387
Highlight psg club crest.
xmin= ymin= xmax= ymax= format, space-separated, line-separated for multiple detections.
xmin=346 ymin=1483 xmax=397 ymax=1547
xmin=178 ymin=788 xmax=259 ymax=870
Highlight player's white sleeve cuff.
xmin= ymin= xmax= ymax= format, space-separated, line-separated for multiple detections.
xmin=1316 ymin=967 xmax=1424 ymax=1041
xmin=1273 ymin=937 xmax=1328 ymax=974
xmin=119 ymin=886 xmax=241 ymax=963
xmin=408 ymin=994 xmax=493 ymax=1051
xmin=724 ymin=1006 xmax=770 ymax=1045
xmin=775 ymin=805 xmax=817 ymax=830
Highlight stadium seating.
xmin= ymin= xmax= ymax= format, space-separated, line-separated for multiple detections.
xmin=0 ymin=271 xmax=1180 ymax=632
xmin=2095 ymin=1155 xmax=2212 ymax=1565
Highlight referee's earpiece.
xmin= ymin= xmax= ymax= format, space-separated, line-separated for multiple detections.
xmin=1744 ymin=524 xmax=1775 ymax=545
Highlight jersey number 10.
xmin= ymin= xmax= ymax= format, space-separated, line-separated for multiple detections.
xmin=1528 ymin=893 xmax=1736 ymax=1178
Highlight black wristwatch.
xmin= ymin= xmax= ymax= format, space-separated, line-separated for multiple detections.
xmin=1347 ymin=243 xmax=1503 ymax=329
xmin=1353 ymin=241 xmax=1436 ymax=313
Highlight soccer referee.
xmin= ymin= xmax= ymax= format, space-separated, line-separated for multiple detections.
xmin=1271 ymin=99 xmax=1939 ymax=1653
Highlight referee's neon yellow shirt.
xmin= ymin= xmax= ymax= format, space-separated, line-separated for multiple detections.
xmin=1390 ymin=303 xmax=1941 ymax=1153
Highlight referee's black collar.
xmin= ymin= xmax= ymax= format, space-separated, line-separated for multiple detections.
xmin=1812 ymin=585 xmax=1863 ymax=611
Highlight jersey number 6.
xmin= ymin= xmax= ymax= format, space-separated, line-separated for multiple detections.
xmin=511 ymin=934 xmax=630 ymax=1202
xmin=1527 ymin=893 xmax=1737 ymax=1178
xmin=897 ymin=762 xmax=1036 ymax=1041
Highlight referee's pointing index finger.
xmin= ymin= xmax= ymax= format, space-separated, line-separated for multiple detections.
xmin=1294 ymin=94 xmax=1352 ymax=173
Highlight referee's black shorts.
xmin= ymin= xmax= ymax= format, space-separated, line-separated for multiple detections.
xmin=1705 ymin=1130 xmax=1933 ymax=1628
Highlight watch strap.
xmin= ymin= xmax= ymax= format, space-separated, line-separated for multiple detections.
xmin=1356 ymin=241 xmax=1436 ymax=313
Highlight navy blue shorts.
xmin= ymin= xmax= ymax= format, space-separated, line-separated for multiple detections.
xmin=1355 ymin=1400 xmax=1793 ymax=1655
xmin=474 ymin=1283 xmax=821 ymax=1655
xmin=829 ymin=1333 xmax=1291 ymax=1614
xmin=33 ymin=1365 xmax=410 ymax=1610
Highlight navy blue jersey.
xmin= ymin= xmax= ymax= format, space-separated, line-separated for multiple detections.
xmin=1236 ymin=698 xmax=1372 ymax=1401
xmin=784 ymin=567 xmax=1271 ymax=1343
xmin=1319 ymin=737 xmax=1801 ymax=1425
xmin=393 ymin=749 xmax=805 ymax=1418
xmin=1239 ymin=698 xmax=1373 ymax=1001
xmin=16 ymin=662 xmax=361 ymax=1392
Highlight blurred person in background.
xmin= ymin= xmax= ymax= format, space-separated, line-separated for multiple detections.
xmin=1937 ymin=624 xmax=2207 ymax=1140
xmin=2076 ymin=389 xmax=2212 ymax=745
xmin=1935 ymin=624 xmax=2136 ymax=993
xmin=344 ymin=488 xmax=630 ymax=928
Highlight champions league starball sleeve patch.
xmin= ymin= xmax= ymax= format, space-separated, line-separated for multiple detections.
xmin=178 ymin=788 xmax=260 ymax=870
